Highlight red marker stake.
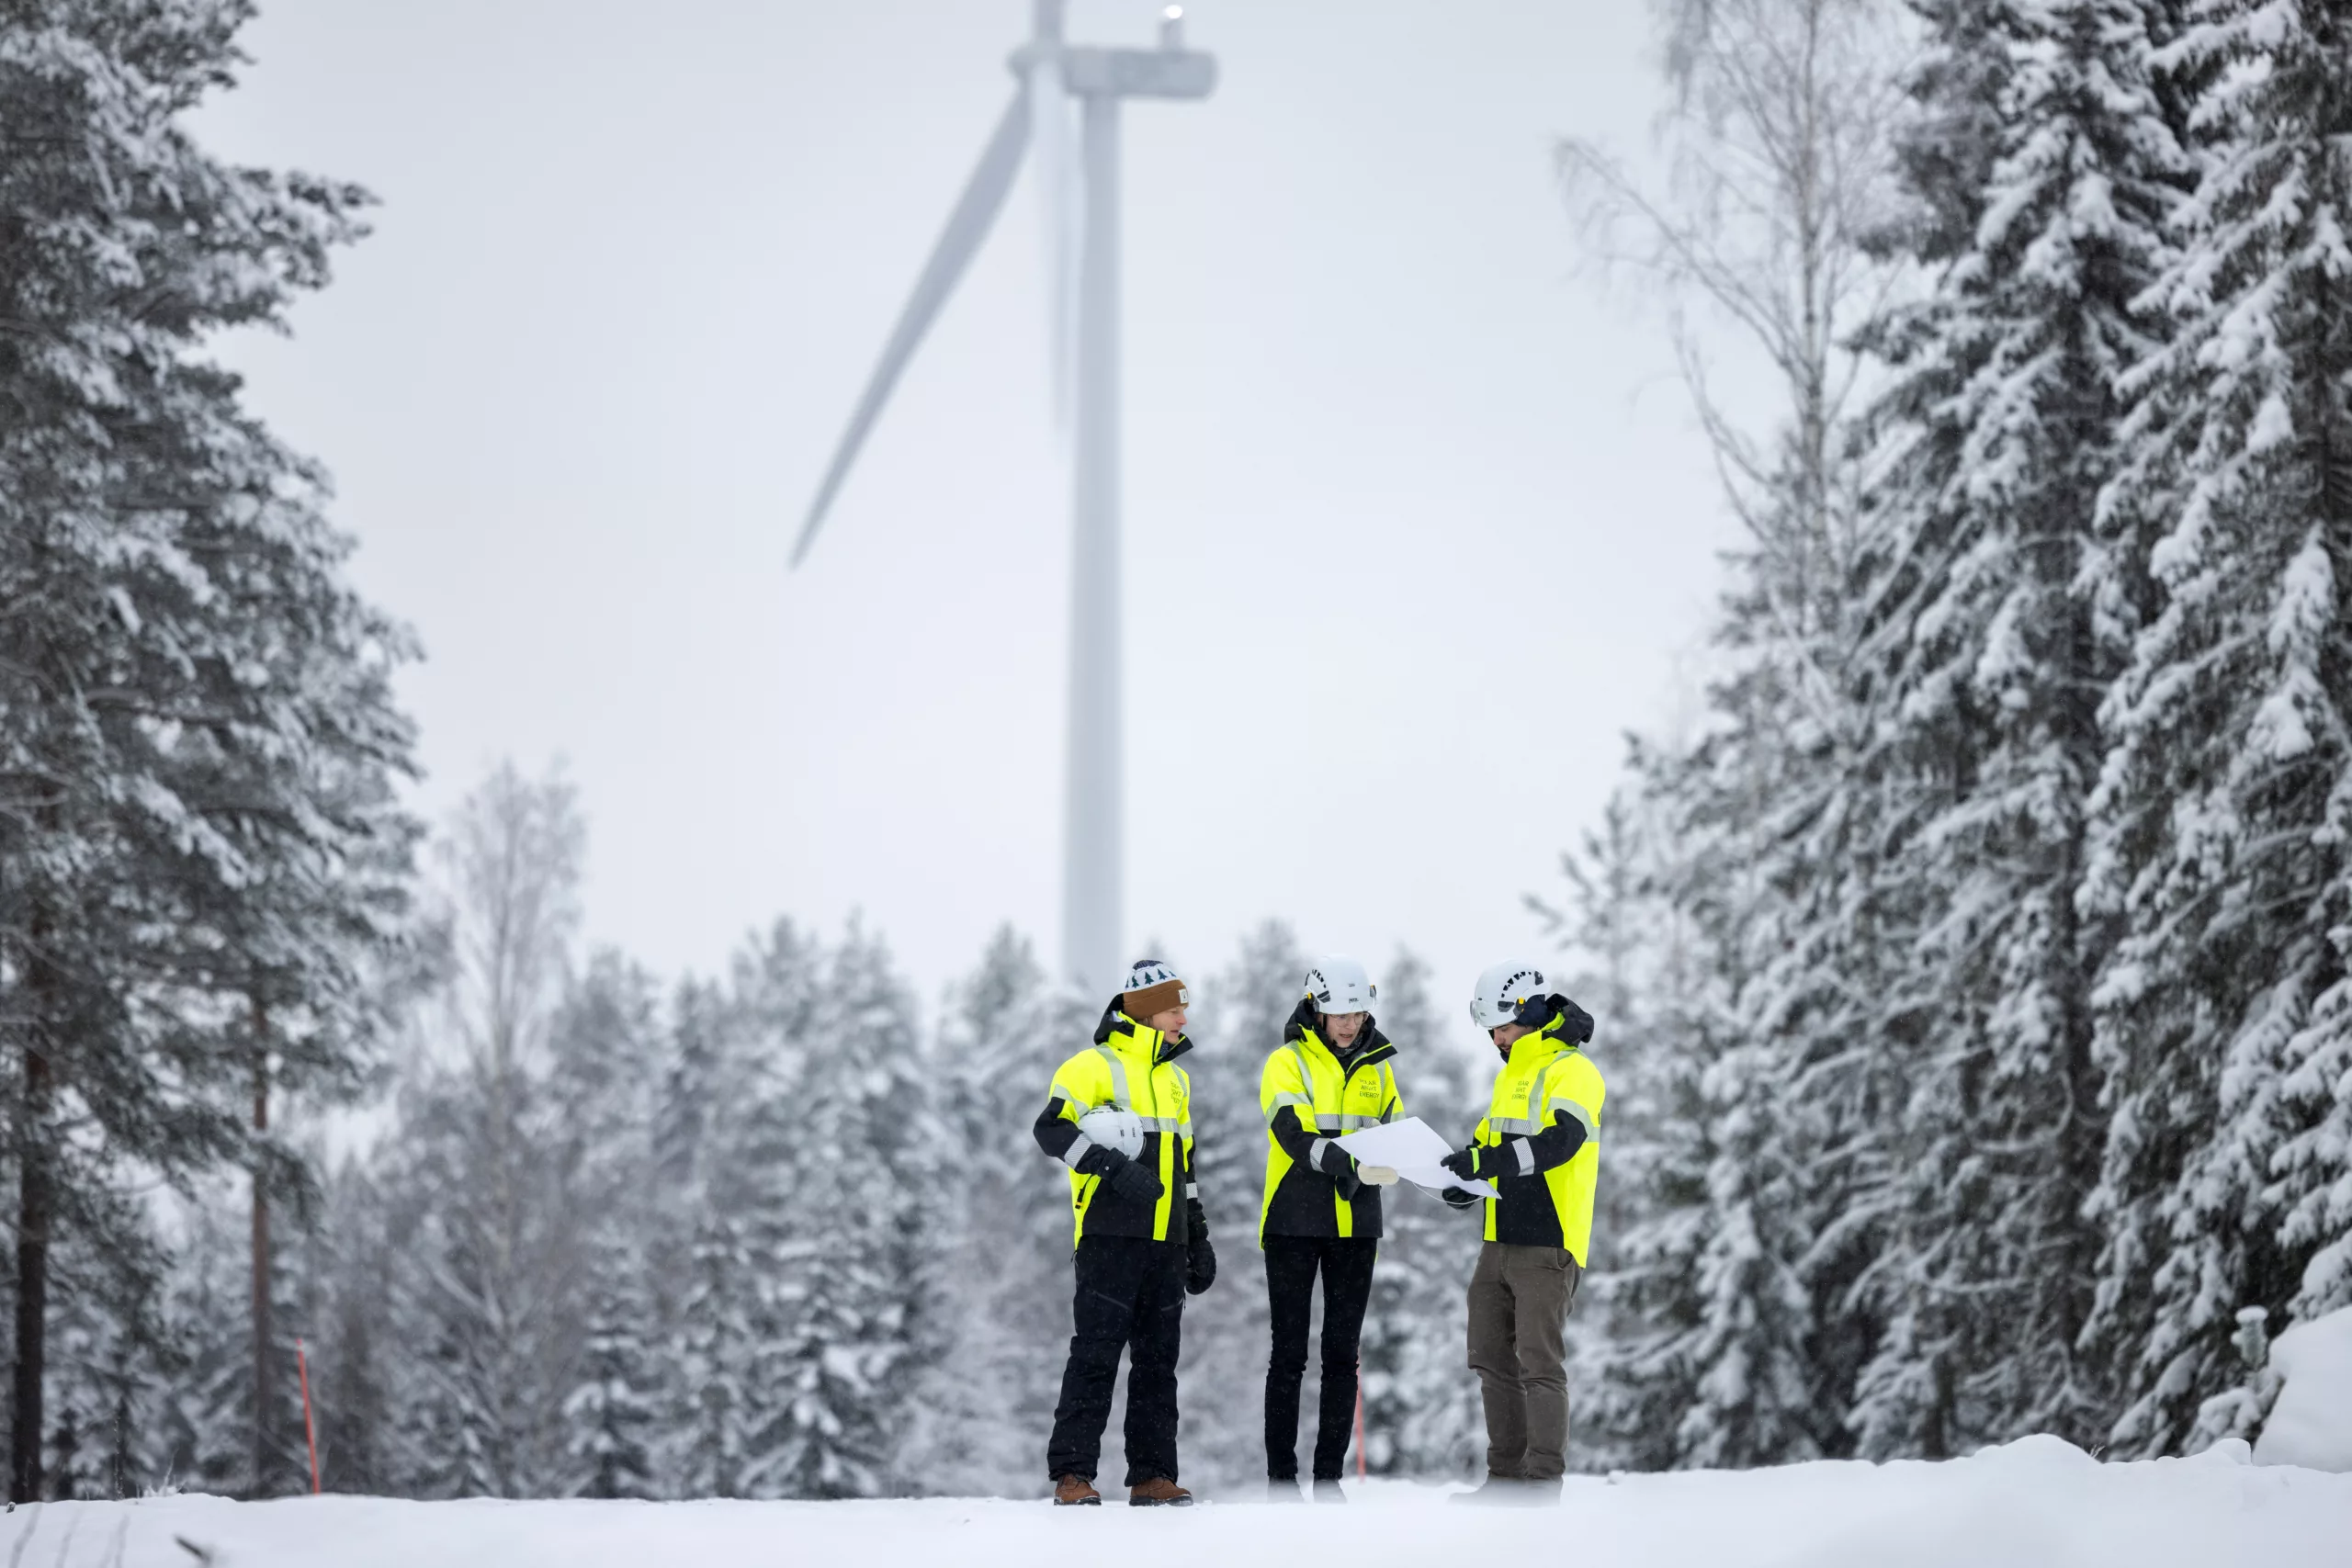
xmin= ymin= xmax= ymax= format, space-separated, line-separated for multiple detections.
xmin=296 ymin=1337 xmax=322 ymax=1495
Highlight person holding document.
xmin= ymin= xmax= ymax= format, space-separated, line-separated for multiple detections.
xmin=1438 ymin=962 xmax=1605 ymax=1506
xmin=1255 ymin=955 xmax=1408 ymax=1501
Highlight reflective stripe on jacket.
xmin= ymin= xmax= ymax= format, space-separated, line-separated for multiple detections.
xmin=1036 ymin=1010 xmax=1196 ymax=1248
xmin=1259 ymin=998 xmax=1403 ymax=1244
xmin=1472 ymin=1011 xmax=1604 ymax=1262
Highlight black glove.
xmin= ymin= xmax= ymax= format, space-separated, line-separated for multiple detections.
xmin=1186 ymin=1231 xmax=1216 ymax=1295
xmin=1446 ymin=1143 xmax=1519 ymax=1182
xmin=1314 ymin=1139 xmax=1362 ymax=1200
xmin=1105 ymin=1155 xmax=1163 ymax=1204
xmin=1442 ymin=1186 xmax=1479 ymax=1210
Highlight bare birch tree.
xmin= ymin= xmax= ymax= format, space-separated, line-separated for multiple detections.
xmin=1560 ymin=0 xmax=1908 ymax=678
xmin=385 ymin=764 xmax=586 ymax=1495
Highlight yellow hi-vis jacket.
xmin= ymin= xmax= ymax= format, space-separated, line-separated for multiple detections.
xmin=1035 ymin=1009 xmax=1197 ymax=1249
xmin=1470 ymin=1010 xmax=1604 ymax=1263
xmin=1258 ymin=998 xmax=1403 ymax=1244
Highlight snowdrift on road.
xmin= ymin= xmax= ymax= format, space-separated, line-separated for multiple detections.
xmin=2256 ymin=1304 xmax=2352 ymax=1472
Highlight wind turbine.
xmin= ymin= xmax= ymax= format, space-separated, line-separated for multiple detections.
xmin=790 ymin=2 xmax=1217 ymax=995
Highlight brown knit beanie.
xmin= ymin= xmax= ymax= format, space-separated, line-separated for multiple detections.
xmin=1118 ymin=957 xmax=1190 ymax=1021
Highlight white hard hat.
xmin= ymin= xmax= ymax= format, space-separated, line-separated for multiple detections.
xmin=1078 ymin=1107 xmax=1146 ymax=1162
xmin=1304 ymin=955 xmax=1376 ymax=1016
xmin=1469 ymin=961 xmax=1558 ymax=1032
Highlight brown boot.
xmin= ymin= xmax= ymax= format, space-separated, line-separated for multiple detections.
xmin=1128 ymin=1477 xmax=1193 ymax=1506
xmin=1052 ymin=1473 xmax=1101 ymax=1506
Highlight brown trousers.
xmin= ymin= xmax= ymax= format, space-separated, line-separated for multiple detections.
xmin=1465 ymin=1241 xmax=1582 ymax=1481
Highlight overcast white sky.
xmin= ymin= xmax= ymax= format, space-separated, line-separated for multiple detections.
xmin=196 ymin=1 xmax=1744 ymax=1048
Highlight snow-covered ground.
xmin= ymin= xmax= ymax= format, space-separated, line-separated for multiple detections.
xmin=5 ymin=1438 xmax=2346 ymax=1568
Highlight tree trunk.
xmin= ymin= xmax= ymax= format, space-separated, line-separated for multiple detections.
xmin=252 ymin=1001 xmax=274 ymax=1498
xmin=10 ymin=1043 xmax=52 ymax=1504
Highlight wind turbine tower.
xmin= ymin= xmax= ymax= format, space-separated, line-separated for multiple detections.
xmin=791 ymin=3 xmax=1217 ymax=995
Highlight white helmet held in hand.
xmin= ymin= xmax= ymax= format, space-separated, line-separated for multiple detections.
xmin=1079 ymin=1107 xmax=1146 ymax=1162
xmin=1304 ymin=955 xmax=1376 ymax=1015
xmin=1469 ymin=961 xmax=1557 ymax=1032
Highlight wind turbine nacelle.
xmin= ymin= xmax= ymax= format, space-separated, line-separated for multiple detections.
xmin=1060 ymin=46 xmax=1217 ymax=101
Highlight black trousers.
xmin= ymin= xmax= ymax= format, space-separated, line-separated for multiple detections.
xmin=1046 ymin=1235 xmax=1188 ymax=1485
xmin=1263 ymin=1234 xmax=1379 ymax=1481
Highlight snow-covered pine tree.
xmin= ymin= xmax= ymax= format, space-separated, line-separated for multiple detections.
xmin=560 ymin=1228 xmax=658 ymax=1501
xmin=662 ymin=924 xmax=824 ymax=1499
xmin=2086 ymin=0 xmax=2352 ymax=1456
xmin=1183 ymin=921 xmax=1306 ymax=1484
xmin=648 ymin=976 xmax=738 ymax=1495
xmin=382 ymin=1084 xmax=549 ymax=1498
xmin=1589 ymin=687 xmax=1895 ymax=1472
xmin=1675 ymin=876 xmax=1830 ymax=1471
xmin=374 ymin=766 xmax=586 ymax=1497
xmin=204 ymin=627 xmax=414 ymax=1500
xmin=305 ymin=1156 xmax=400 ymax=1495
xmin=1841 ymin=0 xmax=2188 ymax=1455
xmin=1355 ymin=951 xmax=1485 ymax=1478
xmin=155 ymin=1189 xmax=257 ymax=1495
xmin=42 ymin=1194 xmax=177 ymax=1499
xmin=1558 ymin=0 xmax=1911 ymax=1468
xmin=692 ymin=919 xmax=816 ymax=1499
xmin=0 ymin=0 xmax=414 ymax=1500
xmin=545 ymin=953 xmax=664 ymax=1202
xmin=901 ymin=927 xmax=1086 ymax=1496
xmin=546 ymin=953 xmax=664 ymax=1498
xmin=1538 ymin=782 xmax=1725 ymax=1472
xmin=826 ymin=924 xmax=941 ymax=1491
xmin=744 ymin=922 xmax=930 ymax=1499
xmin=670 ymin=1211 xmax=755 ymax=1500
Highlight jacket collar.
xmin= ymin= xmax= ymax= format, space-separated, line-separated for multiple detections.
xmin=1093 ymin=1003 xmax=1193 ymax=1066
xmin=1504 ymin=1010 xmax=1572 ymax=1072
xmin=1281 ymin=996 xmax=1396 ymax=1071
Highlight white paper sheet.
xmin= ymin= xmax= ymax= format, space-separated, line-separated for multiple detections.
xmin=1331 ymin=1117 xmax=1498 ymax=1200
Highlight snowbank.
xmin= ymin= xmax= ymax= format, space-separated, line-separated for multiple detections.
xmin=2256 ymin=1304 xmax=2352 ymax=1472
xmin=5 ymin=1438 xmax=2344 ymax=1568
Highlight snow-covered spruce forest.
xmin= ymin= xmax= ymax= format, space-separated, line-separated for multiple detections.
xmin=4 ymin=0 xmax=2351 ymax=1506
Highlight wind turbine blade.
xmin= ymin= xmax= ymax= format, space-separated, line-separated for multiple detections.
xmin=792 ymin=88 xmax=1034 ymax=568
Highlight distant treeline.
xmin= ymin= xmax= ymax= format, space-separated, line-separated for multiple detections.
xmin=82 ymin=767 xmax=1501 ymax=1500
